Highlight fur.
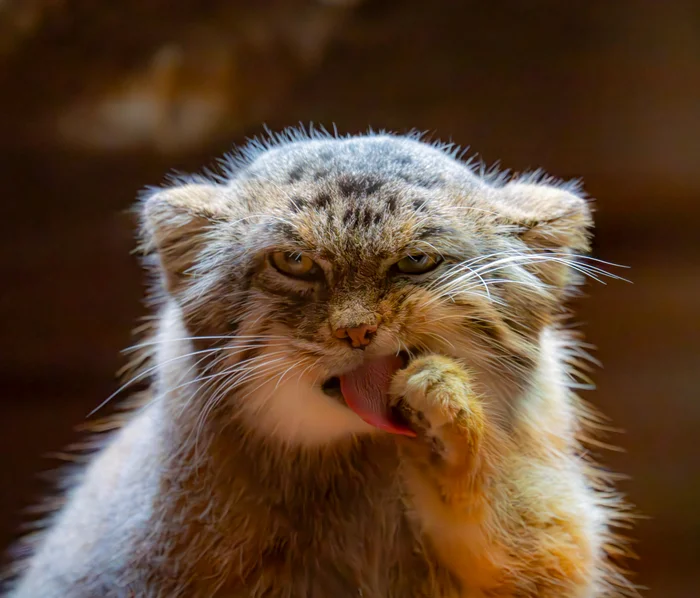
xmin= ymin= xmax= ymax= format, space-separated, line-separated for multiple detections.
xmin=4 ymin=128 xmax=635 ymax=597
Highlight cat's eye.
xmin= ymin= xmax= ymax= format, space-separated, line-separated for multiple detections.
xmin=269 ymin=251 xmax=323 ymax=280
xmin=394 ymin=254 xmax=442 ymax=274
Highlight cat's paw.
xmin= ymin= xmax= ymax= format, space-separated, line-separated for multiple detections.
xmin=390 ymin=355 xmax=483 ymax=464
xmin=391 ymin=355 xmax=474 ymax=430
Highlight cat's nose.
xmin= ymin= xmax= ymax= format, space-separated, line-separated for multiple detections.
xmin=334 ymin=323 xmax=378 ymax=348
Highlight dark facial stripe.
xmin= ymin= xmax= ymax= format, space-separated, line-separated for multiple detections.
xmin=337 ymin=174 xmax=385 ymax=197
xmin=413 ymin=199 xmax=428 ymax=212
xmin=288 ymin=196 xmax=308 ymax=213
xmin=313 ymin=192 xmax=331 ymax=209
xmin=342 ymin=208 xmax=356 ymax=226
xmin=362 ymin=207 xmax=374 ymax=228
xmin=288 ymin=164 xmax=305 ymax=182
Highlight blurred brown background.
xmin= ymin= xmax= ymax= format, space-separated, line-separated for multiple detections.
xmin=1 ymin=0 xmax=698 ymax=595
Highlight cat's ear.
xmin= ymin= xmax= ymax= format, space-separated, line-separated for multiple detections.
xmin=140 ymin=183 xmax=226 ymax=292
xmin=496 ymin=180 xmax=593 ymax=288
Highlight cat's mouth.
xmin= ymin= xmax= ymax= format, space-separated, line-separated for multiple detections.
xmin=320 ymin=375 xmax=344 ymax=400
xmin=321 ymin=351 xmax=415 ymax=436
xmin=321 ymin=351 xmax=410 ymax=401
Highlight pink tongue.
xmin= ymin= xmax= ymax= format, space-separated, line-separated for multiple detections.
xmin=339 ymin=355 xmax=416 ymax=437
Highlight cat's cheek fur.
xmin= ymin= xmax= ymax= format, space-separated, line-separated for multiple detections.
xmin=239 ymin=347 xmax=377 ymax=445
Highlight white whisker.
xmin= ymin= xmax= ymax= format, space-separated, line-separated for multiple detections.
xmin=123 ymin=334 xmax=290 ymax=353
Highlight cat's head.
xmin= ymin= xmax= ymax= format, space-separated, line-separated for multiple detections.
xmin=141 ymin=131 xmax=592 ymax=445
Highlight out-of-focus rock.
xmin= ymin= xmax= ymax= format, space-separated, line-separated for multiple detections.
xmin=1 ymin=0 xmax=363 ymax=154
xmin=54 ymin=42 xmax=236 ymax=153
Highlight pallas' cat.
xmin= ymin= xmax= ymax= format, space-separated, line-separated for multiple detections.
xmin=7 ymin=130 xmax=633 ymax=597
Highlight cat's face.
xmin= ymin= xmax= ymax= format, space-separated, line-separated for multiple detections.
xmin=142 ymin=133 xmax=592 ymax=444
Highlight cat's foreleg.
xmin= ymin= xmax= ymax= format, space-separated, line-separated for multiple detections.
xmin=390 ymin=356 xmax=599 ymax=597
